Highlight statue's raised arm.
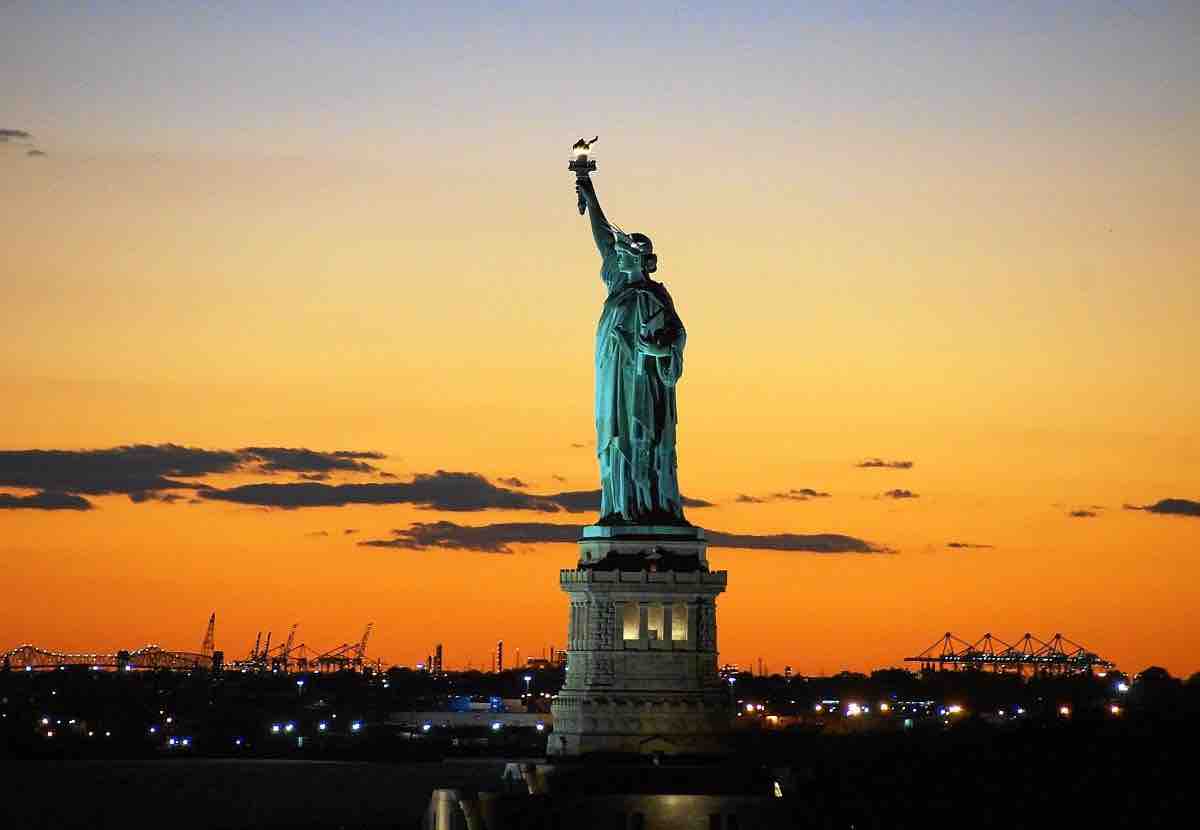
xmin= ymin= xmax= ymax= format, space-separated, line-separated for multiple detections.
xmin=576 ymin=176 xmax=614 ymax=260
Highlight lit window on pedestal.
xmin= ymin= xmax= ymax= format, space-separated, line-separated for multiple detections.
xmin=647 ymin=604 xmax=664 ymax=640
xmin=672 ymin=602 xmax=688 ymax=641
xmin=622 ymin=604 xmax=639 ymax=640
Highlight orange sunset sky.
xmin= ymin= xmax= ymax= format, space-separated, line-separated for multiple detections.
xmin=2 ymin=2 xmax=1197 ymax=676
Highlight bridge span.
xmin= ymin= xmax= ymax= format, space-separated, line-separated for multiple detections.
xmin=1 ymin=643 xmax=215 ymax=672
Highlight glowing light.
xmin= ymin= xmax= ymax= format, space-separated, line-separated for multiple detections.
xmin=814 ymin=704 xmax=823 ymax=712
xmin=235 ymin=738 xmax=243 ymax=746
xmin=1059 ymin=705 xmax=1071 ymax=716
xmin=284 ymin=723 xmax=295 ymax=733
xmin=149 ymin=726 xmax=158 ymax=734
xmin=46 ymin=730 xmax=54 ymax=737
xmin=41 ymin=717 xmax=49 ymax=725
xmin=535 ymin=722 xmax=545 ymax=732
xmin=947 ymin=705 xmax=963 ymax=714
xmin=168 ymin=738 xmax=177 ymax=746
xmin=879 ymin=703 xmax=889 ymax=712
xmin=318 ymin=721 xmax=327 ymax=731
xmin=105 ymin=731 xmax=111 ymax=737
xmin=846 ymin=703 xmax=862 ymax=717
xmin=421 ymin=723 xmax=431 ymax=732
xmin=491 ymin=722 xmax=502 ymax=731
xmin=1117 ymin=682 xmax=1129 ymax=693
xmin=745 ymin=704 xmax=755 ymax=713
xmin=271 ymin=724 xmax=281 ymax=734
xmin=351 ymin=721 xmax=362 ymax=732
xmin=1110 ymin=705 xmax=1121 ymax=715
xmin=181 ymin=738 xmax=190 ymax=746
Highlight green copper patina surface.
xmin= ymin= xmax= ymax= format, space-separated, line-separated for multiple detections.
xmin=576 ymin=176 xmax=688 ymax=526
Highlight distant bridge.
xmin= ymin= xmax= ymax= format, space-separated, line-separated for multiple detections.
xmin=1 ymin=643 xmax=214 ymax=672
xmin=906 ymin=632 xmax=1114 ymax=675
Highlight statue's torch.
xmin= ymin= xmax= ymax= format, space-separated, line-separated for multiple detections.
xmin=569 ymin=136 xmax=598 ymax=215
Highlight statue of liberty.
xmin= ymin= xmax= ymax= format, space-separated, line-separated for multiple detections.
xmin=575 ymin=171 xmax=689 ymax=526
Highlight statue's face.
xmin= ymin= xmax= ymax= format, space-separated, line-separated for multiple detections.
xmin=615 ymin=244 xmax=642 ymax=276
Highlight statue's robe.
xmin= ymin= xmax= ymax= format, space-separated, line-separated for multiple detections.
xmin=595 ymin=253 xmax=687 ymax=524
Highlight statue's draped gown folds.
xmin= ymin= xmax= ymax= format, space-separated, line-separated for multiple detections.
xmin=580 ymin=178 xmax=688 ymax=525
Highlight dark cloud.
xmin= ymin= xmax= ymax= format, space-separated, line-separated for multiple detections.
xmin=192 ymin=476 xmax=708 ymax=514
xmin=361 ymin=521 xmax=579 ymax=554
xmin=360 ymin=522 xmax=887 ymax=555
xmin=128 ymin=491 xmax=184 ymax=504
xmin=298 ymin=472 xmax=330 ymax=481
xmin=706 ymin=530 xmax=886 ymax=553
xmin=379 ymin=471 xmax=397 ymax=478
xmin=570 ymin=442 xmax=588 ymax=449
xmin=947 ymin=541 xmax=993 ymax=549
xmin=547 ymin=489 xmax=592 ymax=508
xmin=200 ymin=470 xmax=562 ymax=511
xmin=305 ymin=530 xmax=329 ymax=538
xmin=343 ymin=528 xmax=358 ymax=535
xmin=1 ymin=129 xmax=32 ymax=141
xmin=239 ymin=446 xmax=383 ymax=474
xmin=26 ymin=149 xmax=46 ymax=157
xmin=1124 ymin=499 xmax=1200 ymax=518
xmin=881 ymin=489 xmax=919 ymax=499
xmin=497 ymin=477 xmax=529 ymax=488
xmin=737 ymin=488 xmax=830 ymax=504
xmin=857 ymin=458 xmax=914 ymax=469
xmin=0 ymin=444 xmax=240 ymax=495
xmin=0 ymin=444 xmax=389 ymax=500
xmin=0 ymin=490 xmax=93 ymax=511
xmin=1068 ymin=510 xmax=1098 ymax=519
xmin=552 ymin=474 xmax=568 ymax=483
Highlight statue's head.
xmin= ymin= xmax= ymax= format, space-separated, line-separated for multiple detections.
xmin=614 ymin=231 xmax=657 ymax=276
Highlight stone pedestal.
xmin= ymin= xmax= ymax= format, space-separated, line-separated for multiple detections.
xmin=548 ymin=525 xmax=730 ymax=756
